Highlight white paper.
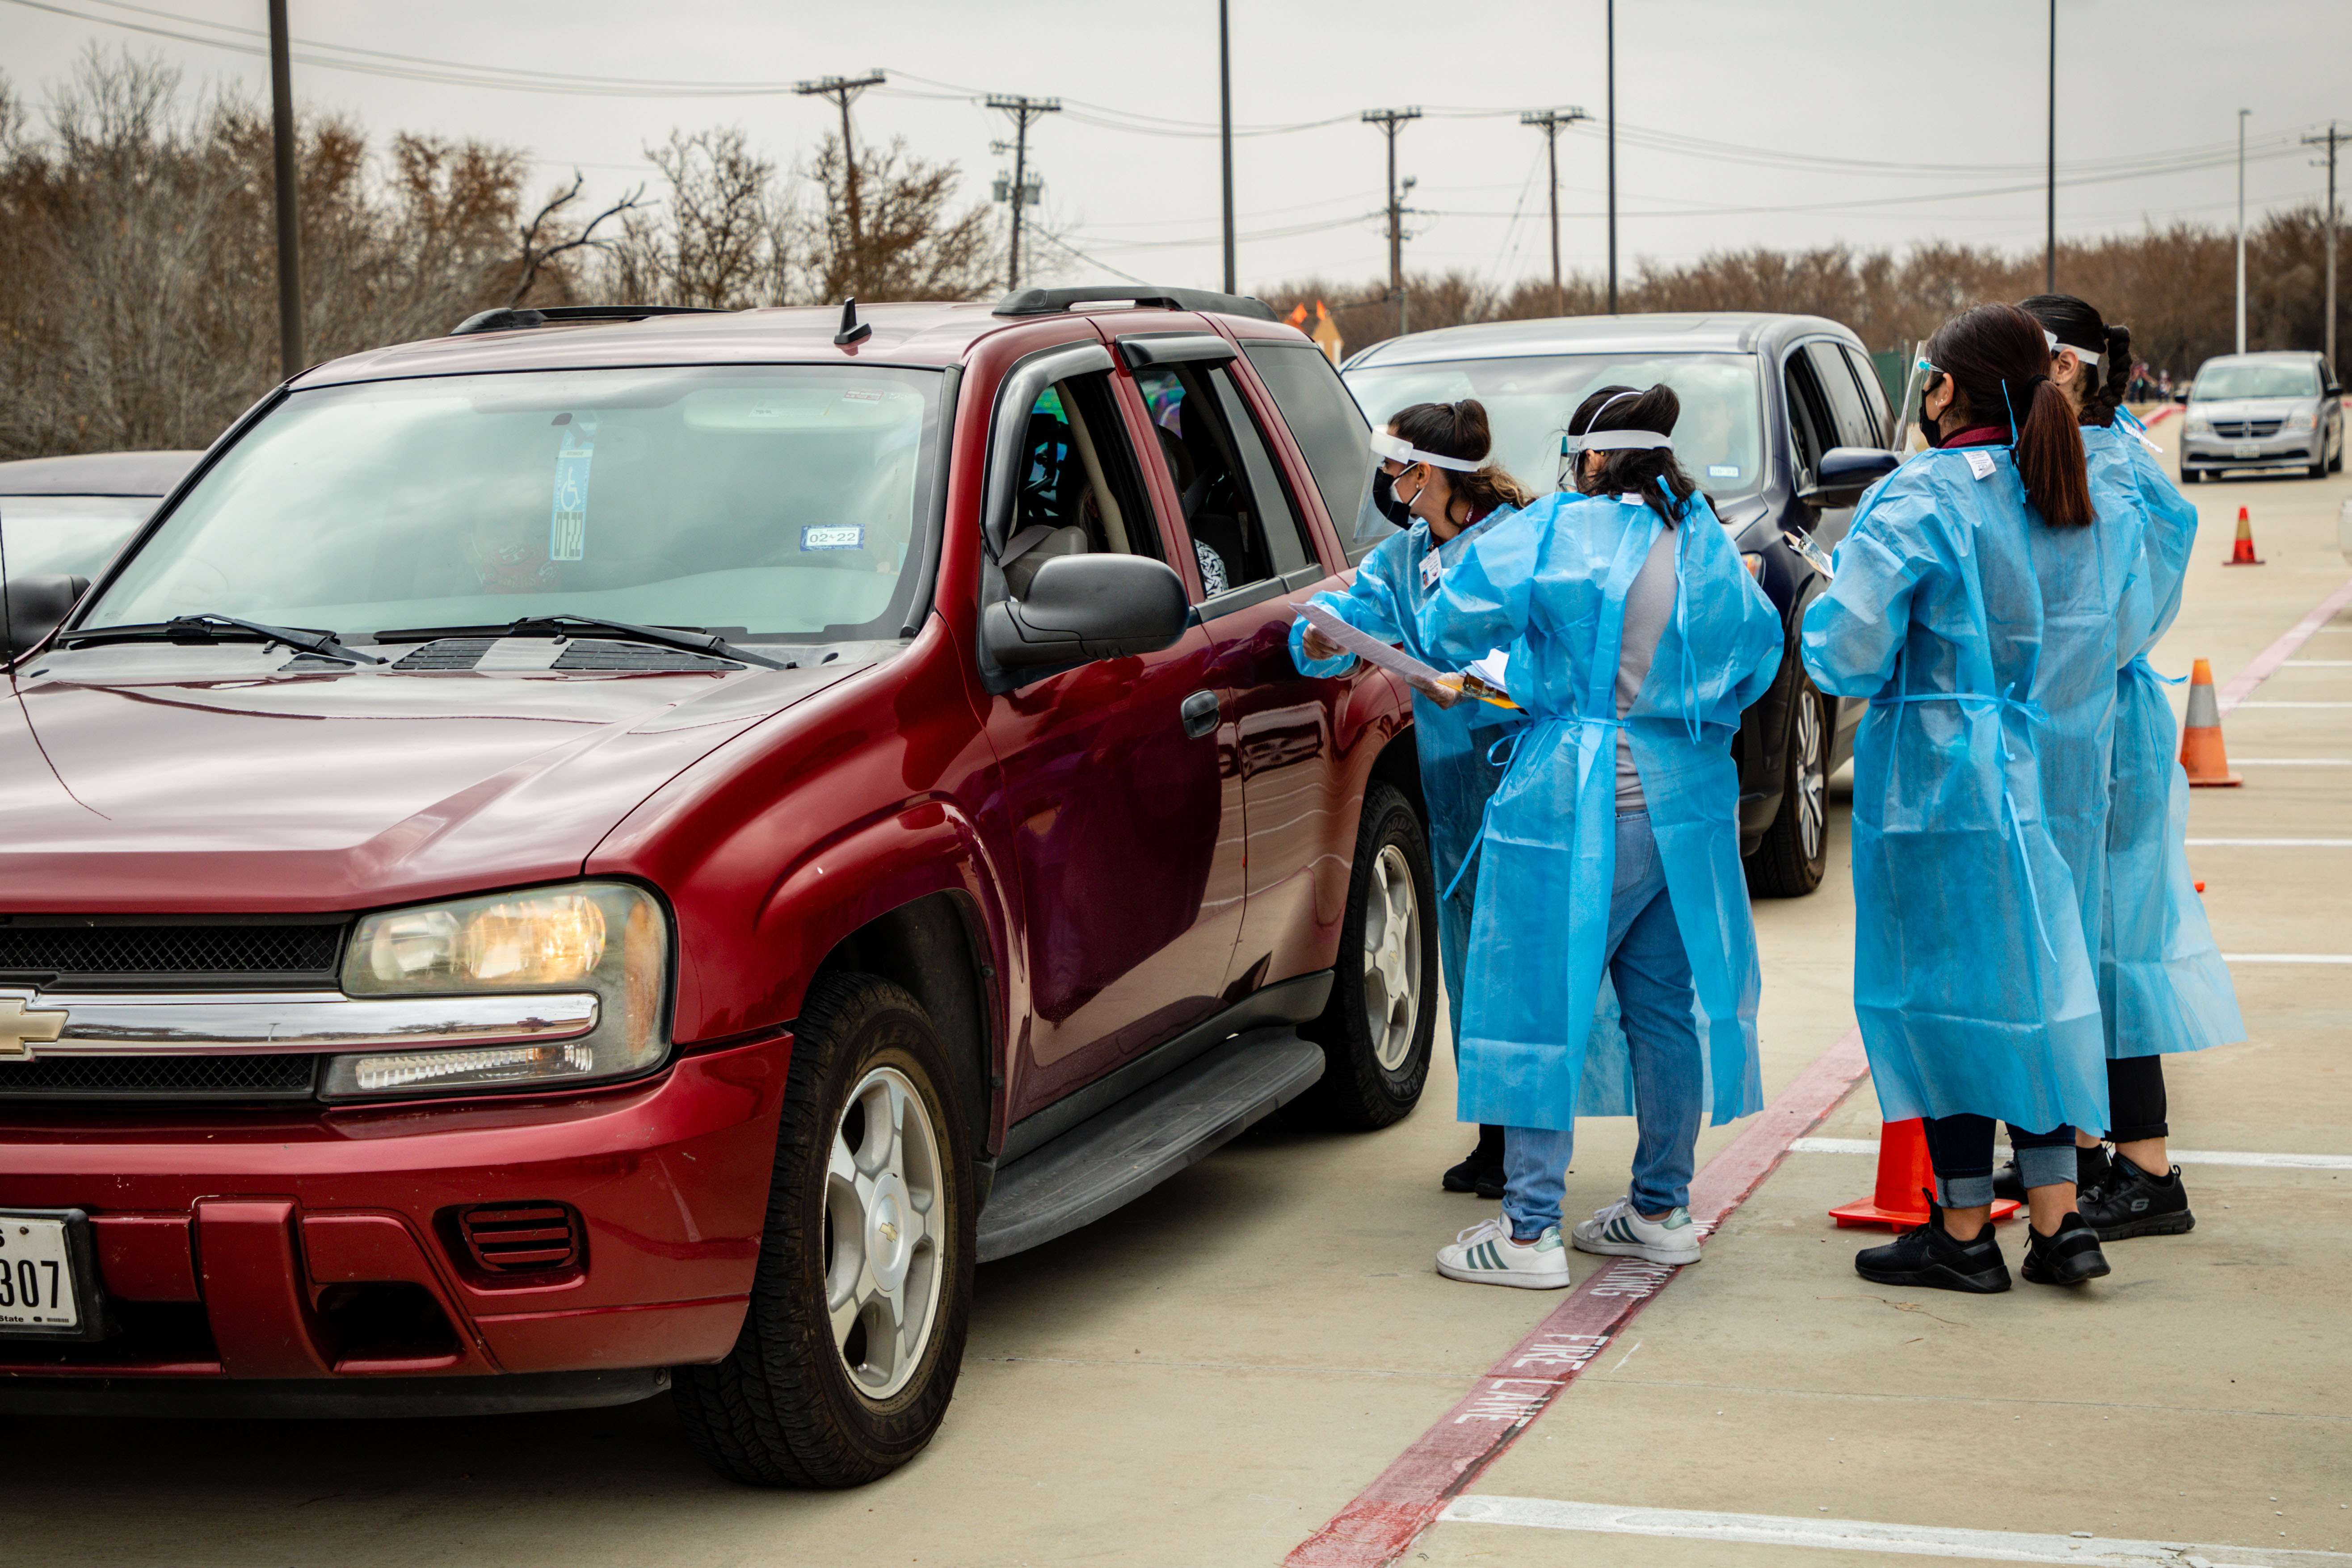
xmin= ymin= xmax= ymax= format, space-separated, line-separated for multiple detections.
xmin=1782 ymin=530 xmax=1835 ymax=580
xmin=1299 ymin=603 xmax=1455 ymax=699
xmin=1465 ymin=649 xmax=1510 ymax=691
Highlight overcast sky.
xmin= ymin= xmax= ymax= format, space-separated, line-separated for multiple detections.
xmin=7 ymin=0 xmax=2348 ymax=295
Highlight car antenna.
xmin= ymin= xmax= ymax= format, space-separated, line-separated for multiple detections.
xmin=0 ymin=498 xmax=13 ymax=688
xmin=833 ymin=297 xmax=872 ymax=347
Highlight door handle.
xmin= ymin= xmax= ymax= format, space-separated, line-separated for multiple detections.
xmin=1180 ymin=690 xmax=1220 ymax=739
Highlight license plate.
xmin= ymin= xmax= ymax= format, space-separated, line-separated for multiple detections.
xmin=0 ymin=1210 xmax=95 ymax=1335
xmin=2234 ymin=442 xmax=2262 ymax=459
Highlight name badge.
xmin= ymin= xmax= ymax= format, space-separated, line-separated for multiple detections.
xmin=1420 ymin=550 xmax=1443 ymax=592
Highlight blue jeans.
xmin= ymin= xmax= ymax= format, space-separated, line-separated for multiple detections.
xmin=1503 ymin=811 xmax=1705 ymax=1240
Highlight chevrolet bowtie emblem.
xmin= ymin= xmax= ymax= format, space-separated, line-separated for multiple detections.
xmin=0 ymin=992 xmax=68 ymax=1059
xmin=878 ymin=1220 xmax=900 ymax=1244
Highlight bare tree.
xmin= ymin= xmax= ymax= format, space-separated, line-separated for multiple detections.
xmin=794 ymin=133 xmax=997 ymax=303
xmin=607 ymin=127 xmax=787 ymax=309
xmin=509 ymin=172 xmax=647 ymax=307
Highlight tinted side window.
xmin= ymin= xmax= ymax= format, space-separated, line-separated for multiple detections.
xmin=1805 ymin=342 xmax=1880 ymax=452
xmin=1241 ymin=342 xmax=1372 ymax=555
xmin=1783 ymin=353 xmax=1830 ymax=481
xmin=1839 ymin=345 xmax=1893 ymax=448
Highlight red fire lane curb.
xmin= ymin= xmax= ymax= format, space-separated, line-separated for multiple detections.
xmin=1283 ymin=1029 xmax=1872 ymax=1568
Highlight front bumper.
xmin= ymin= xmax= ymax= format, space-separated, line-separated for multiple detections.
xmin=2181 ymin=431 xmax=2321 ymax=467
xmin=0 ymin=1033 xmax=790 ymax=1404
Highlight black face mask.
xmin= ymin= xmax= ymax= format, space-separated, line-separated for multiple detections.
xmin=1371 ymin=467 xmax=1414 ymax=526
xmin=1917 ymin=392 xmax=1946 ymax=449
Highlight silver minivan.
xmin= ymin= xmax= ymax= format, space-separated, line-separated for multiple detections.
xmin=2179 ymin=350 xmax=2343 ymax=481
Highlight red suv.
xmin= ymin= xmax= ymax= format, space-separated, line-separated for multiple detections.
xmin=0 ymin=288 xmax=1440 ymax=1485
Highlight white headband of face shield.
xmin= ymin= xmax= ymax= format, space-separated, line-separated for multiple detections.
xmin=1567 ymin=389 xmax=1675 ymax=453
xmin=1369 ymin=431 xmax=1485 ymax=473
xmin=2045 ymin=328 xmax=2102 ymax=368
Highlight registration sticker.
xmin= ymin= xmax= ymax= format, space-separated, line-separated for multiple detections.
xmin=802 ymin=525 xmax=866 ymax=552
xmin=548 ymin=415 xmax=597 ymax=561
xmin=1707 ymin=464 xmax=1741 ymax=479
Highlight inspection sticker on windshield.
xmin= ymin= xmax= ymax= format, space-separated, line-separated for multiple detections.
xmin=1708 ymin=465 xmax=1740 ymax=479
xmin=802 ymin=524 xmax=865 ymax=552
xmin=549 ymin=416 xmax=597 ymax=561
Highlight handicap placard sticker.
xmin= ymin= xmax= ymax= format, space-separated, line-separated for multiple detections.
xmin=802 ymin=524 xmax=865 ymax=552
xmin=548 ymin=415 xmax=597 ymax=561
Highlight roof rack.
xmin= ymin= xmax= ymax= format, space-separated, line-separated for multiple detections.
xmin=449 ymin=304 xmax=732 ymax=337
xmin=991 ymin=286 xmax=1275 ymax=322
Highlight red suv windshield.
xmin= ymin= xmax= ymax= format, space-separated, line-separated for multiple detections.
xmin=85 ymin=365 xmax=946 ymax=643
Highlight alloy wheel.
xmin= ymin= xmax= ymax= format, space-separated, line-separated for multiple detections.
xmin=823 ymin=1065 xmax=946 ymax=1401
xmin=1362 ymin=842 xmax=1424 ymax=1072
xmin=1793 ymin=691 xmax=1827 ymax=865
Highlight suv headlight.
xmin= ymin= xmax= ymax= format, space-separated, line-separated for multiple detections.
xmin=322 ymin=882 xmax=669 ymax=1099
xmin=2287 ymin=408 xmax=2318 ymax=432
xmin=2184 ymin=412 xmax=2211 ymax=435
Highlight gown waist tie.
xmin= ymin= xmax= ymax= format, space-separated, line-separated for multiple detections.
xmin=1439 ymin=713 xmax=1619 ymax=904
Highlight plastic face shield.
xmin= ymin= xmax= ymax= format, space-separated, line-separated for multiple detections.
xmin=1558 ymin=425 xmax=1675 ymax=489
xmin=1357 ymin=431 xmax=1485 ymax=546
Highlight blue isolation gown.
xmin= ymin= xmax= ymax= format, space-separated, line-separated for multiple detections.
xmin=1410 ymin=489 xmax=1781 ymax=1134
xmin=1801 ymin=444 xmax=2141 ymax=1136
xmin=1291 ymin=511 xmax=1645 ymax=1086
xmin=2086 ymin=424 xmax=2245 ymax=1058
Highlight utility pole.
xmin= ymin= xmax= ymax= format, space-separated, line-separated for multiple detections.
xmin=1605 ymin=0 xmax=1618 ymax=313
xmin=1219 ymin=0 xmax=1234 ymax=294
xmin=1363 ymin=108 xmax=1420 ymax=339
xmin=2238 ymin=109 xmax=2251 ymax=354
xmin=1521 ymin=108 xmax=1589 ymax=319
xmin=2045 ymin=0 xmax=2055 ymax=292
xmin=795 ymin=71 xmax=887 ymax=295
xmin=2305 ymin=122 xmax=2348 ymax=370
xmin=988 ymin=95 xmax=1060 ymax=290
xmin=266 ymin=0 xmax=302 ymax=379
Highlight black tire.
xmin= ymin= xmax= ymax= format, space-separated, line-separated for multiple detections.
xmin=673 ymin=972 xmax=975 ymax=1488
xmin=2182 ymin=466 xmax=2203 ymax=484
xmin=1745 ymin=665 xmax=1831 ymax=899
xmin=1288 ymin=781 xmax=1439 ymax=1131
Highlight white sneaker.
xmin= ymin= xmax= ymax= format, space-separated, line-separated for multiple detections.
xmin=1436 ymin=1216 xmax=1573 ymax=1289
xmin=1570 ymin=1196 xmax=1703 ymax=1265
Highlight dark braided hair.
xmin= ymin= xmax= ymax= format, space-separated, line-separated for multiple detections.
xmin=1387 ymin=399 xmax=1536 ymax=514
xmin=2019 ymin=293 xmax=2132 ymax=429
xmin=1567 ymin=383 xmax=1695 ymax=527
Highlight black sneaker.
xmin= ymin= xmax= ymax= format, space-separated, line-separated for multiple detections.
xmin=1442 ymin=1155 xmax=1505 ymax=1199
xmin=2020 ymin=1211 xmax=2112 ymax=1285
xmin=2077 ymin=1157 xmax=2195 ymax=1241
xmin=1992 ymin=1143 xmax=2111 ymax=1203
xmin=1855 ymin=1202 xmax=2012 ymax=1294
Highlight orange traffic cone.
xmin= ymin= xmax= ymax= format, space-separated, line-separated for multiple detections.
xmin=2179 ymin=658 xmax=2242 ymax=786
xmin=1829 ymin=1118 xmax=2022 ymax=1228
xmin=2223 ymin=505 xmax=2264 ymax=565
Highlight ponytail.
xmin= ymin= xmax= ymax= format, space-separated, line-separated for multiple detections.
xmin=1388 ymin=398 xmax=1536 ymax=513
xmin=2018 ymin=291 xmax=2131 ymax=429
xmin=1927 ymin=303 xmax=2094 ymax=529
xmin=1567 ymin=383 xmax=1696 ymax=528
xmin=2094 ymin=324 xmax=2133 ymax=428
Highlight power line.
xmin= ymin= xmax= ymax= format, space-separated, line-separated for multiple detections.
xmin=987 ymin=94 xmax=1060 ymax=290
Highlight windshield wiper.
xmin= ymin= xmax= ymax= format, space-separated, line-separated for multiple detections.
xmin=374 ymin=614 xmax=790 ymax=671
xmin=59 ymin=614 xmax=386 ymax=665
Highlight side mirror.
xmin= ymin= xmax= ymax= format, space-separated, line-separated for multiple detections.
xmin=1801 ymin=446 xmax=1901 ymax=504
xmin=3 ymin=575 xmax=90 ymax=658
xmin=2172 ymin=389 xmax=2190 ymax=404
xmin=982 ymin=553 xmax=1188 ymax=670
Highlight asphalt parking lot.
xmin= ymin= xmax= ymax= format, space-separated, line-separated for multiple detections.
xmin=21 ymin=435 xmax=2352 ymax=1568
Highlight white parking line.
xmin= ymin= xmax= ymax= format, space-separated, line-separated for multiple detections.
xmin=2231 ymin=701 xmax=2352 ymax=709
xmin=2281 ymin=660 xmax=2352 ymax=667
xmin=1438 ymin=1494 xmax=2352 ymax=1566
xmin=2187 ymin=838 xmax=2352 ymax=846
xmin=2231 ymin=757 xmax=2352 ymax=765
xmin=1788 ymin=1137 xmax=2352 ymax=1170
xmin=2221 ymin=952 xmax=2352 ymax=964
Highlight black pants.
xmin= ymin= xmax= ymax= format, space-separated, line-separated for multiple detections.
xmin=2106 ymin=1054 xmax=2168 ymax=1143
xmin=1923 ymin=1115 xmax=2076 ymax=1206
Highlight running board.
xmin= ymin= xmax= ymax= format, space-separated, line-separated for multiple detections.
xmin=976 ymin=1027 xmax=1325 ymax=1261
